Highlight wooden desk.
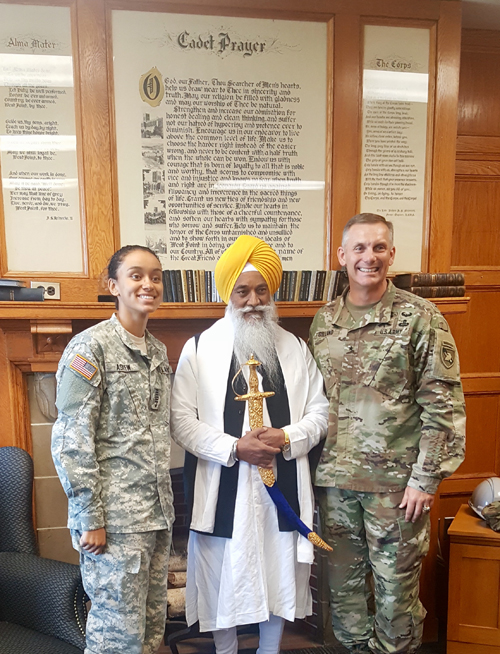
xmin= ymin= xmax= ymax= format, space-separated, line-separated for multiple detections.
xmin=448 ymin=504 xmax=500 ymax=653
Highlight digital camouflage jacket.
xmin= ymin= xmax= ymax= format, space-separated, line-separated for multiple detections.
xmin=52 ymin=314 xmax=174 ymax=533
xmin=309 ymin=281 xmax=466 ymax=494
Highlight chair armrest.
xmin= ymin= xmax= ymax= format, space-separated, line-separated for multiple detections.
xmin=0 ymin=552 xmax=86 ymax=650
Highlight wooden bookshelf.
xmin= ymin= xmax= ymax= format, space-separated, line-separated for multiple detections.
xmin=0 ymin=296 xmax=470 ymax=321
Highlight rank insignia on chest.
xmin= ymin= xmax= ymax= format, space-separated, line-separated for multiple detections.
xmin=69 ymin=354 xmax=97 ymax=381
xmin=440 ymin=341 xmax=456 ymax=369
xmin=151 ymin=387 xmax=161 ymax=410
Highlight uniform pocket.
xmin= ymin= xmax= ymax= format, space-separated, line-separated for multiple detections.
xmin=82 ymin=538 xmax=142 ymax=613
xmin=310 ymin=330 xmax=339 ymax=398
xmin=105 ymin=366 xmax=145 ymax=419
xmin=364 ymin=337 xmax=410 ymax=400
xmin=396 ymin=515 xmax=430 ymax=573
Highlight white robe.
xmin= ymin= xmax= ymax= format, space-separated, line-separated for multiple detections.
xmin=171 ymin=317 xmax=328 ymax=631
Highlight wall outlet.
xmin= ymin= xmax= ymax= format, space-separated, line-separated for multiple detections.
xmin=30 ymin=281 xmax=61 ymax=300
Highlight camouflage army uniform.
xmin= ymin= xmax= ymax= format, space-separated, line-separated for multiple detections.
xmin=309 ymin=281 xmax=466 ymax=654
xmin=52 ymin=313 xmax=174 ymax=654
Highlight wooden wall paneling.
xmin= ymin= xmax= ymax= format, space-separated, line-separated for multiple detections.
xmin=421 ymin=21 xmax=437 ymax=272
xmin=76 ymin=0 xmax=115 ymax=279
xmin=456 ymin=135 xmax=500 ymax=157
xmin=323 ymin=18 xmax=334 ymax=270
xmin=453 ymin=30 xmax=500 ymax=271
xmin=455 ymin=161 xmax=500 ymax=176
xmin=452 ymin=180 xmax=500 ymax=267
xmin=0 ymin=325 xmax=33 ymax=450
xmin=331 ymin=12 xmax=360 ymax=261
xmin=428 ymin=0 xmax=461 ymax=273
xmin=105 ymin=0 xmax=441 ymax=19
xmin=106 ymin=0 xmax=336 ymax=23
xmin=457 ymin=30 xmax=500 ymax=137
xmin=0 ymin=130 xmax=8 ymax=276
xmin=456 ymin=393 xmax=500 ymax=476
xmin=446 ymin=290 xmax=500 ymax=374
xmin=459 ymin=270 xmax=500 ymax=287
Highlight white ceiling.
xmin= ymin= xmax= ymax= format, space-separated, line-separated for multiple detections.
xmin=462 ymin=0 xmax=500 ymax=29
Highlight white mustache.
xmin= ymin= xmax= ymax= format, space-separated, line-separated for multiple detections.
xmin=238 ymin=305 xmax=270 ymax=314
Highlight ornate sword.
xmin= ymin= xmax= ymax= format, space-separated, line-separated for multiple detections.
xmin=233 ymin=354 xmax=332 ymax=551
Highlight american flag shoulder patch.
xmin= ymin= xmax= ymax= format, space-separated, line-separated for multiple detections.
xmin=69 ymin=354 xmax=98 ymax=381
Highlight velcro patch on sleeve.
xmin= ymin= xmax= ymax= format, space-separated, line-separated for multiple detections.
xmin=69 ymin=353 xmax=98 ymax=381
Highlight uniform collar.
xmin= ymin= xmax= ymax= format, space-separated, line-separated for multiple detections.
xmin=110 ymin=313 xmax=164 ymax=364
xmin=332 ymin=280 xmax=395 ymax=329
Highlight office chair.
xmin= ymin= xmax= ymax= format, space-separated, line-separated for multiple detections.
xmin=0 ymin=446 xmax=87 ymax=653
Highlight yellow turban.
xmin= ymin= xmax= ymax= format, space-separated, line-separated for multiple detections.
xmin=214 ymin=235 xmax=283 ymax=304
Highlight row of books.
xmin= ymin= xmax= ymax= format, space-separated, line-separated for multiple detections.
xmin=163 ymin=270 xmax=222 ymax=303
xmin=404 ymin=286 xmax=465 ymax=298
xmin=393 ymin=272 xmax=466 ymax=299
xmin=0 ymin=278 xmax=44 ymax=301
xmin=393 ymin=272 xmax=465 ymax=288
xmin=275 ymin=270 xmax=348 ymax=302
xmin=161 ymin=269 xmax=350 ymax=303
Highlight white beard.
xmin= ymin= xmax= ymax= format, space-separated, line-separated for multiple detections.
xmin=226 ymin=300 xmax=280 ymax=388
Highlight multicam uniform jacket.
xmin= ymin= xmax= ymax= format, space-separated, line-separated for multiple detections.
xmin=52 ymin=313 xmax=174 ymax=533
xmin=309 ymin=281 xmax=466 ymax=495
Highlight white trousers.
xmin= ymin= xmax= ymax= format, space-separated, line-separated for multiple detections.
xmin=212 ymin=614 xmax=285 ymax=654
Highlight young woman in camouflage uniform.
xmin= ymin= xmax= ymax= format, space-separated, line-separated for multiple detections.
xmin=52 ymin=245 xmax=174 ymax=654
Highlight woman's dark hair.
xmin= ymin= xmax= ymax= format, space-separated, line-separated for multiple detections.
xmin=107 ymin=245 xmax=161 ymax=308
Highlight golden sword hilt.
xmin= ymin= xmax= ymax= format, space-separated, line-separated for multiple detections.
xmin=233 ymin=354 xmax=276 ymax=487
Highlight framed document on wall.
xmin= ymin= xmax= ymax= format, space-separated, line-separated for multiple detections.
xmin=0 ymin=3 xmax=84 ymax=274
xmin=111 ymin=10 xmax=329 ymax=271
xmin=359 ymin=24 xmax=434 ymax=272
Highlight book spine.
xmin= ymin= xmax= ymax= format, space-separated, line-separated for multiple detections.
xmin=193 ymin=270 xmax=200 ymax=303
xmin=299 ymin=271 xmax=311 ymax=301
xmin=287 ymin=271 xmax=297 ymax=302
xmin=323 ymin=271 xmax=332 ymax=302
xmin=282 ymin=271 xmax=289 ymax=302
xmin=185 ymin=270 xmax=195 ymax=302
xmin=328 ymin=271 xmax=338 ymax=301
xmin=314 ymin=270 xmax=326 ymax=301
xmin=0 ymin=279 xmax=24 ymax=287
xmin=332 ymin=270 xmax=349 ymax=299
xmin=163 ymin=271 xmax=173 ymax=302
xmin=0 ymin=288 xmax=15 ymax=300
xmin=0 ymin=287 xmax=44 ymax=301
xmin=275 ymin=276 xmax=284 ymax=302
xmin=409 ymin=285 xmax=465 ymax=298
xmin=170 ymin=271 xmax=178 ymax=302
xmin=206 ymin=271 xmax=212 ymax=302
xmin=199 ymin=270 xmax=206 ymax=303
xmin=394 ymin=272 xmax=465 ymax=287
xmin=175 ymin=270 xmax=184 ymax=302
xmin=293 ymin=271 xmax=302 ymax=302
xmin=308 ymin=271 xmax=317 ymax=302
xmin=211 ymin=272 xmax=217 ymax=302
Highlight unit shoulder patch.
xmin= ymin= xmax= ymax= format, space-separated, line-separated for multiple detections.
xmin=440 ymin=340 xmax=456 ymax=370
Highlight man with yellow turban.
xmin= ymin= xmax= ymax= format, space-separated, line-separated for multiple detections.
xmin=171 ymin=235 xmax=328 ymax=654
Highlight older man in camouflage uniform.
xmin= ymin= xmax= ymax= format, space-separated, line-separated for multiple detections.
xmin=52 ymin=313 xmax=174 ymax=654
xmin=309 ymin=214 xmax=466 ymax=654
